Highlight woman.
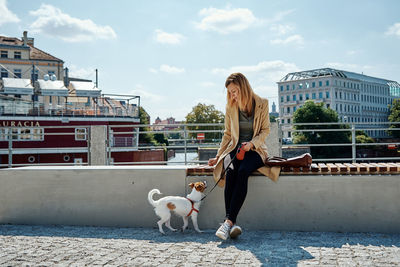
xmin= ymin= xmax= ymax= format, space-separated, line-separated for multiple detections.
xmin=208 ymin=72 xmax=279 ymax=240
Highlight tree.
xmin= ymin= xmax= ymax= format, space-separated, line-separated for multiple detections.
xmin=138 ymin=107 xmax=157 ymax=145
xmin=185 ymin=103 xmax=224 ymax=141
xmin=388 ymin=99 xmax=400 ymax=138
xmin=292 ymin=100 xmax=351 ymax=159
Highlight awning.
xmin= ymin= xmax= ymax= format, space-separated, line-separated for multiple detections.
xmin=37 ymin=79 xmax=69 ymax=96
xmin=1 ymin=78 xmax=34 ymax=95
xmin=69 ymin=81 xmax=101 ymax=97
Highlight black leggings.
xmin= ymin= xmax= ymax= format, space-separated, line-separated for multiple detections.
xmin=224 ymin=147 xmax=264 ymax=224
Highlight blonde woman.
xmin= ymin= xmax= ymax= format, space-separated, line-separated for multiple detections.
xmin=208 ymin=72 xmax=279 ymax=240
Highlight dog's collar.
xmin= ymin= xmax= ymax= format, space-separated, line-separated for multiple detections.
xmin=185 ymin=197 xmax=199 ymax=217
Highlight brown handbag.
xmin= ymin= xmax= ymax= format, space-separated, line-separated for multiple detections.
xmin=265 ymin=153 xmax=312 ymax=167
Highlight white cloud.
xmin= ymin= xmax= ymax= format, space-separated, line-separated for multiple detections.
xmin=67 ymin=65 xmax=96 ymax=79
xmin=29 ymin=4 xmax=116 ymax=42
xmin=267 ymin=9 xmax=295 ymax=24
xmin=270 ymin=34 xmax=304 ymax=46
xmin=212 ymin=60 xmax=299 ymax=77
xmin=159 ymin=64 xmax=185 ymax=74
xmin=270 ymin=24 xmax=294 ymax=36
xmin=130 ymin=86 xmax=164 ymax=103
xmin=195 ymin=7 xmax=259 ymax=34
xmin=0 ymin=0 xmax=20 ymax=26
xmin=154 ymin=29 xmax=185 ymax=44
xmin=149 ymin=68 xmax=158 ymax=74
xmin=385 ymin=22 xmax=400 ymax=38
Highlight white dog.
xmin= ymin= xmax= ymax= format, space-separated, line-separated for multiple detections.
xmin=148 ymin=181 xmax=207 ymax=234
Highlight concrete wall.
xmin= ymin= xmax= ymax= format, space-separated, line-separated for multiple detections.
xmin=1 ymin=166 xmax=400 ymax=233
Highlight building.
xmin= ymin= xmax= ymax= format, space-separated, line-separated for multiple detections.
xmin=277 ymin=68 xmax=400 ymax=138
xmin=0 ymin=31 xmax=64 ymax=81
xmin=269 ymin=101 xmax=279 ymax=118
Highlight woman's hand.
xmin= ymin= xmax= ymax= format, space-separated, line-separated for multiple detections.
xmin=208 ymin=157 xmax=219 ymax=166
xmin=241 ymin=142 xmax=254 ymax=152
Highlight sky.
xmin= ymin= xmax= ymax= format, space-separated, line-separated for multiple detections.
xmin=1 ymin=0 xmax=400 ymax=122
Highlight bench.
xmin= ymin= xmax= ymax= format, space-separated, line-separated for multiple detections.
xmin=186 ymin=162 xmax=400 ymax=176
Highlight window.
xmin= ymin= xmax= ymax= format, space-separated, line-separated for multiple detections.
xmin=306 ymin=93 xmax=309 ymax=100
xmin=312 ymin=82 xmax=315 ymax=88
xmin=293 ymin=95 xmax=296 ymax=101
xmin=1 ymin=68 xmax=8 ymax=78
xmin=288 ymin=118 xmax=291 ymax=123
xmin=312 ymin=93 xmax=316 ymax=99
xmin=14 ymin=69 xmax=22 ymax=78
xmin=286 ymin=85 xmax=289 ymax=91
xmin=280 ymin=86 xmax=283 ymax=91
xmin=319 ymin=92 xmax=323 ymax=99
xmin=0 ymin=128 xmax=43 ymax=141
xmin=326 ymin=81 xmax=329 ymax=86
xmin=1 ymin=50 xmax=7 ymax=58
xmin=299 ymin=94 xmax=303 ymax=101
xmin=280 ymin=96 xmax=284 ymax=103
xmin=319 ymin=81 xmax=322 ymax=87
xmin=14 ymin=51 xmax=21 ymax=59
xmin=286 ymin=107 xmax=290 ymax=113
xmin=299 ymin=83 xmax=303 ymax=89
xmin=292 ymin=84 xmax=295 ymax=90
xmin=75 ymin=128 xmax=87 ymax=140
xmin=293 ymin=107 xmax=296 ymax=112
xmin=0 ymin=129 xmax=8 ymax=141
xmin=326 ymin=92 xmax=330 ymax=98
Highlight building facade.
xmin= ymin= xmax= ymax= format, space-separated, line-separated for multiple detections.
xmin=277 ymin=68 xmax=400 ymax=139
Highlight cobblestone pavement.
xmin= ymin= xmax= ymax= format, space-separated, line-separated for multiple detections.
xmin=1 ymin=225 xmax=400 ymax=266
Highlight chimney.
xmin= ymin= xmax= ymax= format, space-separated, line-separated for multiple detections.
xmin=22 ymin=31 xmax=27 ymax=46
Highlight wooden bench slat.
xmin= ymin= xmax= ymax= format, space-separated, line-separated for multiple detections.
xmin=360 ymin=163 xmax=377 ymax=172
xmin=311 ymin=163 xmax=319 ymax=172
xmin=370 ymin=163 xmax=387 ymax=172
xmin=349 ymin=163 xmax=367 ymax=172
xmin=334 ymin=163 xmax=348 ymax=173
xmin=343 ymin=163 xmax=358 ymax=172
xmin=383 ymin=163 xmax=399 ymax=172
xmin=318 ymin=163 xmax=329 ymax=172
xmin=326 ymin=163 xmax=339 ymax=173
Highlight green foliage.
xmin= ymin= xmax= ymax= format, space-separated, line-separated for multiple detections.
xmin=293 ymin=101 xmax=351 ymax=159
xmin=388 ymin=99 xmax=400 ymax=138
xmin=138 ymin=107 xmax=157 ymax=145
xmin=185 ymin=103 xmax=224 ymax=141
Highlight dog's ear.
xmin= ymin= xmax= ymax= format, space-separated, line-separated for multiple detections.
xmin=189 ymin=183 xmax=195 ymax=188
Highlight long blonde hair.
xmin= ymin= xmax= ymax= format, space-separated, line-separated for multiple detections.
xmin=225 ymin=72 xmax=254 ymax=115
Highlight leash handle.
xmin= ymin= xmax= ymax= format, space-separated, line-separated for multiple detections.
xmin=201 ymin=144 xmax=242 ymax=201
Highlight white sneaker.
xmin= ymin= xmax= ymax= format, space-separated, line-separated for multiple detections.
xmin=215 ymin=221 xmax=231 ymax=240
xmin=229 ymin=225 xmax=242 ymax=239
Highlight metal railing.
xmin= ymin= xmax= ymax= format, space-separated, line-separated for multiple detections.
xmin=0 ymin=125 xmax=90 ymax=168
xmin=280 ymin=121 xmax=400 ymax=162
xmin=107 ymin=123 xmax=224 ymax=165
xmin=3 ymin=121 xmax=400 ymax=168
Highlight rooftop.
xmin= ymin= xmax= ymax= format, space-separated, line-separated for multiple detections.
xmin=0 ymin=35 xmax=63 ymax=62
xmin=279 ymin=67 xmax=400 ymax=88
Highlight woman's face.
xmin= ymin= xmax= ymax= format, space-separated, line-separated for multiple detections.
xmin=227 ymin=83 xmax=240 ymax=102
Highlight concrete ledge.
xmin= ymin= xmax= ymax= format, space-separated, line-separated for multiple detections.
xmin=1 ymin=166 xmax=400 ymax=233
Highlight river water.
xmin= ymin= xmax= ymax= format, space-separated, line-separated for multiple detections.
xmin=167 ymin=152 xmax=198 ymax=165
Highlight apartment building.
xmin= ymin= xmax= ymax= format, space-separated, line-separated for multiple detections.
xmin=277 ymin=68 xmax=400 ymax=138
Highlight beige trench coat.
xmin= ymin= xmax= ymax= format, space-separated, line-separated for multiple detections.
xmin=213 ymin=94 xmax=280 ymax=187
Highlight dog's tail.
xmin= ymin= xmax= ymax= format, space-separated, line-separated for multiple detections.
xmin=148 ymin=189 xmax=161 ymax=206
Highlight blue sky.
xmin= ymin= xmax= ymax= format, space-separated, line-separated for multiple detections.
xmin=1 ymin=0 xmax=400 ymax=121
